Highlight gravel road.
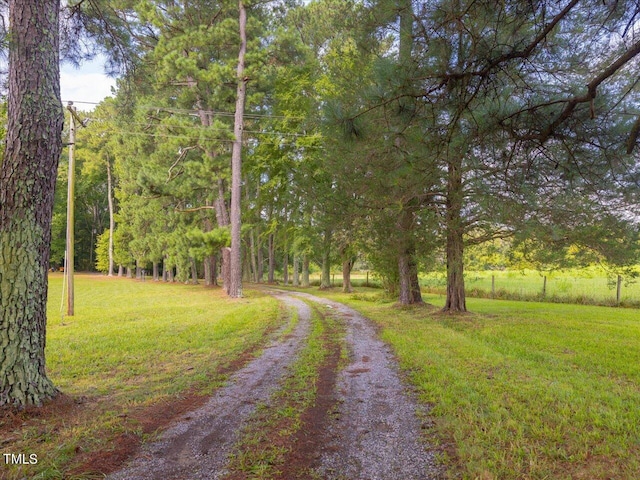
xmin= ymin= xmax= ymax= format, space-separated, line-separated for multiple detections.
xmin=107 ymin=290 xmax=444 ymax=479
xmin=289 ymin=291 xmax=444 ymax=480
xmin=107 ymin=292 xmax=312 ymax=480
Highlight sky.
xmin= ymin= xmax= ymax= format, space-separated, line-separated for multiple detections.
xmin=60 ymin=56 xmax=118 ymax=109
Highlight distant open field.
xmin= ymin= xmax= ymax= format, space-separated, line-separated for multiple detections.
xmin=308 ymin=267 xmax=640 ymax=306
xmin=422 ymin=267 xmax=640 ymax=306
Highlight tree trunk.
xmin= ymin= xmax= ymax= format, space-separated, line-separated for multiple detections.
xmin=222 ymin=247 xmax=232 ymax=295
xmin=398 ymin=253 xmax=412 ymax=304
xmin=302 ymin=255 xmax=310 ymax=287
xmin=443 ymin=157 xmax=466 ymax=312
xmin=118 ymin=265 xmax=124 ymax=277
xmin=293 ymin=256 xmax=300 ymax=287
xmin=396 ymin=205 xmax=423 ymax=304
xmin=212 ymin=254 xmax=219 ymax=286
xmin=283 ymin=252 xmax=289 ymax=285
xmin=190 ymin=258 xmax=199 ymax=284
xmin=204 ymin=256 xmax=213 ymax=286
xmin=320 ymin=229 xmax=332 ymax=289
xmin=398 ymin=252 xmax=423 ymax=304
xmin=342 ymin=258 xmax=353 ymax=293
xmin=250 ymin=229 xmax=258 ymax=283
xmin=228 ymin=0 xmax=248 ymax=299
xmin=0 ymin=0 xmax=62 ymax=407
xmin=153 ymin=262 xmax=159 ymax=281
xmin=410 ymin=263 xmax=423 ymax=303
xmin=216 ymin=178 xmax=230 ymax=227
xmin=257 ymin=234 xmax=264 ymax=283
xmin=106 ymin=155 xmax=115 ymax=276
xmin=268 ymin=233 xmax=275 ymax=283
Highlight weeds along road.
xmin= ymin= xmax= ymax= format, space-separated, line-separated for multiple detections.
xmin=107 ymin=290 xmax=443 ymax=480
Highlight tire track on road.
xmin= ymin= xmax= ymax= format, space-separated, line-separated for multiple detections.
xmin=107 ymin=292 xmax=312 ymax=480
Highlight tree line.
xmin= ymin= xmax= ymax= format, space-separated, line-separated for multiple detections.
xmin=69 ymin=0 xmax=640 ymax=308
xmin=1 ymin=0 xmax=640 ymax=406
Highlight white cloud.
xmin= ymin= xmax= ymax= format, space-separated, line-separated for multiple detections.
xmin=60 ymin=60 xmax=118 ymax=109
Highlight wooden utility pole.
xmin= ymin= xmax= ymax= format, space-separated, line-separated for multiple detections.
xmin=65 ymin=102 xmax=76 ymax=316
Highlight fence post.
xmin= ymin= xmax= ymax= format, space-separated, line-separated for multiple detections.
xmin=617 ymin=275 xmax=622 ymax=306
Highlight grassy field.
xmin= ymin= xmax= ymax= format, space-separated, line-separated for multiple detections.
xmin=300 ymin=287 xmax=640 ymax=480
xmin=1 ymin=274 xmax=283 ymax=480
xmin=5 ymin=275 xmax=640 ymax=479
xmin=308 ymin=267 xmax=640 ymax=306
xmin=422 ymin=267 xmax=640 ymax=306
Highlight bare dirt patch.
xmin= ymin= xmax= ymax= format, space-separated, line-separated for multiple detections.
xmin=275 ymin=306 xmax=343 ymax=479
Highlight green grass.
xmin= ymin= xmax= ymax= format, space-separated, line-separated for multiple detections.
xmin=421 ymin=267 xmax=640 ymax=306
xmin=2 ymin=274 xmax=283 ymax=480
xmin=300 ymin=287 xmax=640 ymax=480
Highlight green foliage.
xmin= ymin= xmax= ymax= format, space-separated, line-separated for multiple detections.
xmin=187 ymin=226 xmax=230 ymax=261
xmin=94 ymin=228 xmax=110 ymax=273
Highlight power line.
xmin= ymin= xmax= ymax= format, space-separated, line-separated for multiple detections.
xmin=61 ymin=99 xmax=309 ymax=120
xmin=99 ymin=129 xmax=325 ymax=148
xmin=90 ymin=119 xmax=321 ymax=138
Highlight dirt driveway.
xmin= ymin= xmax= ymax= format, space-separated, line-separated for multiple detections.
xmin=107 ymin=290 xmax=444 ymax=480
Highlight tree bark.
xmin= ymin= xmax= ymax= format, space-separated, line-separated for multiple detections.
xmin=190 ymin=258 xmax=199 ymax=284
xmin=293 ymin=256 xmax=300 ymax=287
xmin=153 ymin=262 xmax=159 ymax=281
xmin=320 ymin=229 xmax=332 ymax=289
xmin=396 ymin=206 xmax=423 ymax=305
xmin=106 ymin=155 xmax=115 ymax=276
xmin=228 ymin=0 xmax=248 ymax=298
xmin=250 ymin=229 xmax=258 ymax=283
xmin=212 ymin=254 xmax=219 ymax=286
xmin=268 ymin=233 xmax=275 ymax=283
xmin=0 ymin=0 xmax=62 ymax=407
xmin=302 ymin=255 xmax=310 ymax=287
xmin=443 ymin=157 xmax=466 ymax=312
xmin=283 ymin=252 xmax=289 ymax=285
xmin=342 ymin=257 xmax=353 ymax=293
xmin=204 ymin=256 xmax=213 ymax=286
xmin=257 ymin=233 xmax=264 ymax=283
xmin=222 ymin=247 xmax=232 ymax=294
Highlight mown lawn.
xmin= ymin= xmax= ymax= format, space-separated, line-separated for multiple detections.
xmin=302 ymin=287 xmax=640 ymax=480
xmin=1 ymin=274 xmax=283 ymax=480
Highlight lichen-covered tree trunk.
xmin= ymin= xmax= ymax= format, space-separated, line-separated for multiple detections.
xmin=0 ymin=0 xmax=63 ymax=407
